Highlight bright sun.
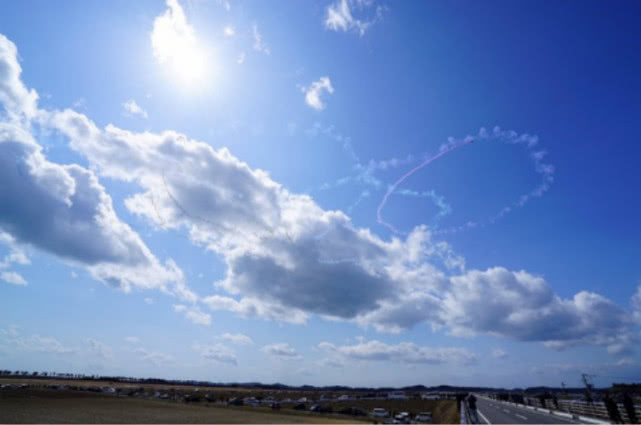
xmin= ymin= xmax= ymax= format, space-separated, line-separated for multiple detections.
xmin=151 ymin=0 xmax=210 ymax=87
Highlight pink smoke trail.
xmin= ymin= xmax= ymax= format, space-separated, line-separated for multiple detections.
xmin=376 ymin=137 xmax=475 ymax=234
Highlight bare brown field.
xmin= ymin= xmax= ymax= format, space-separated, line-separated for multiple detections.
xmin=0 ymin=390 xmax=364 ymax=424
xmin=0 ymin=378 xmax=459 ymax=423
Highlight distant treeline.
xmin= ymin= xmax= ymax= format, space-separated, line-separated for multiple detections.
xmin=0 ymin=370 xmax=636 ymax=394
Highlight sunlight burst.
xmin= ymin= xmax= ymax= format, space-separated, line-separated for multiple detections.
xmin=151 ymin=0 xmax=209 ymax=86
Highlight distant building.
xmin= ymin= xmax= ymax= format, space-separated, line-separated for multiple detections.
xmin=388 ymin=391 xmax=408 ymax=399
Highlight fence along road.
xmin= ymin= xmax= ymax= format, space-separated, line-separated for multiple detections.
xmin=475 ymin=395 xmax=584 ymax=424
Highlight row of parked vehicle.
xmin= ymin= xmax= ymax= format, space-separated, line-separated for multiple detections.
xmin=372 ymin=409 xmax=433 ymax=424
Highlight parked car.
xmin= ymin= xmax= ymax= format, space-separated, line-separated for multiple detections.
xmin=228 ymin=397 xmax=243 ymax=406
xmin=294 ymin=403 xmax=307 ymax=410
xmin=394 ymin=411 xmax=410 ymax=423
xmin=372 ymin=407 xmax=390 ymax=417
xmin=310 ymin=405 xmax=333 ymax=413
xmin=339 ymin=406 xmax=368 ymax=416
xmin=415 ymin=412 xmax=432 ymax=423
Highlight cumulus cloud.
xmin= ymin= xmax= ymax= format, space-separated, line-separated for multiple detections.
xmin=1 ymin=270 xmax=26 ymax=285
xmin=218 ymin=332 xmax=253 ymax=345
xmin=0 ymin=35 xmax=38 ymax=121
xmin=324 ymin=0 xmax=385 ymax=36
xmin=0 ymin=231 xmax=30 ymax=270
xmin=122 ymin=99 xmax=148 ymax=119
xmin=303 ymin=77 xmax=334 ymax=111
xmin=173 ymin=304 xmax=211 ymax=325
xmin=252 ymin=24 xmax=270 ymax=55
xmin=38 ymin=99 xmax=640 ymax=354
xmin=443 ymin=268 xmax=637 ymax=353
xmin=193 ymin=343 xmax=237 ymax=365
xmin=262 ymin=343 xmax=302 ymax=360
xmin=0 ymin=33 xmax=192 ymax=300
xmin=319 ymin=339 xmax=477 ymax=365
xmin=1 ymin=31 xmax=638 ymax=357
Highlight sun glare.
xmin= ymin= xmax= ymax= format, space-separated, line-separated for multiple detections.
xmin=151 ymin=0 xmax=211 ymax=87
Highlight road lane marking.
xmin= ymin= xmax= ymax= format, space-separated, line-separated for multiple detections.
xmin=503 ymin=409 xmax=510 ymax=414
xmin=477 ymin=409 xmax=491 ymax=424
xmin=515 ymin=414 xmax=528 ymax=420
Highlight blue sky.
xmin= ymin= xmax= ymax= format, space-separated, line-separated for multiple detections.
xmin=0 ymin=0 xmax=640 ymax=388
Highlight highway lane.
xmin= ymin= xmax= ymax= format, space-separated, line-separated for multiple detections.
xmin=474 ymin=396 xmax=582 ymax=424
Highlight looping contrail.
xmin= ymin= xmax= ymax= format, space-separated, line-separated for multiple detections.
xmin=376 ymin=137 xmax=475 ymax=234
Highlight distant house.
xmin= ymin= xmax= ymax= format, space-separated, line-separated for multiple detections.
xmin=337 ymin=394 xmax=350 ymax=401
xmin=388 ymin=391 xmax=408 ymax=400
xmin=421 ymin=393 xmax=441 ymax=400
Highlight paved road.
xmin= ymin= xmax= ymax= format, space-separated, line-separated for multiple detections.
xmin=474 ymin=396 xmax=581 ymax=424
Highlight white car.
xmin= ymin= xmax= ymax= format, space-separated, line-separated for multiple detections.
xmin=415 ymin=412 xmax=432 ymax=423
xmin=372 ymin=408 xmax=390 ymax=417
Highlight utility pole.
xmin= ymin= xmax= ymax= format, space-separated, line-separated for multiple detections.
xmin=582 ymin=374 xmax=595 ymax=404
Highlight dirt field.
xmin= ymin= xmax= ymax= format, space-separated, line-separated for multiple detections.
xmin=0 ymin=378 xmax=460 ymax=423
xmin=0 ymin=390 xmax=362 ymax=424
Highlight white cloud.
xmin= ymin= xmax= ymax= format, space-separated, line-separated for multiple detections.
xmin=223 ymin=25 xmax=235 ymax=38
xmin=215 ymin=0 xmax=231 ymax=11
xmin=41 ymin=100 xmax=638 ymax=352
xmin=442 ymin=268 xmax=636 ymax=353
xmin=237 ymin=52 xmax=246 ymax=65
xmin=144 ymin=297 xmax=154 ymax=304
xmin=0 ymin=33 xmax=193 ymax=301
xmin=0 ymin=232 xmax=30 ymax=269
xmin=1 ymin=31 xmax=638 ymax=356
xmin=632 ymin=285 xmax=641 ymax=324
xmin=173 ymin=304 xmax=211 ymax=326
xmin=318 ymin=339 xmax=477 ymax=365
xmin=252 ymin=24 xmax=270 ymax=55
xmin=262 ymin=343 xmax=302 ymax=360
xmin=491 ymin=348 xmax=508 ymax=359
xmin=122 ymin=99 xmax=148 ymax=119
xmin=303 ymin=76 xmax=334 ymax=111
xmin=125 ymin=336 xmax=140 ymax=344
xmin=3 ymin=328 xmax=75 ymax=354
xmin=1 ymin=271 xmax=27 ymax=285
xmin=0 ymin=34 xmax=38 ymax=121
xmin=87 ymin=338 xmax=113 ymax=359
xmin=203 ymin=295 xmax=308 ymax=324
xmin=134 ymin=347 xmax=173 ymax=366
xmin=318 ymin=357 xmax=345 ymax=368
xmin=193 ymin=342 xmax=237 ymax=365
xmin=324 ymin=0 xmax=385 ymax=36
xmin=151 ymin=0 xmax=207 ymax=83
xmin=218 ymin=332 xmax=253 ymax=345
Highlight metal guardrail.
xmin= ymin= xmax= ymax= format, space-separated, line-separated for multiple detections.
xmin=520 ymin=397 xmax=641 ymax=423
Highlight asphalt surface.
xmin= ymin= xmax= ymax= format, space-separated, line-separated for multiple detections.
xmin=474 ymin=396 xmax=582 ymax=424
